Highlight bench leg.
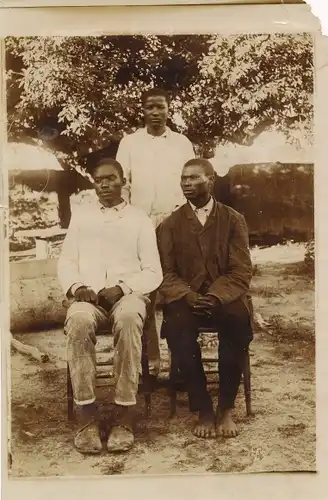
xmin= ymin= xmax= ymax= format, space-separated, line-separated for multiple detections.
xmin=67 ymin=364 xmax=75 ymax=422
xmin=141 ymin=333 xmax=152 ymax=419
xmin=243 ymin=352 xmax=253 ymax=416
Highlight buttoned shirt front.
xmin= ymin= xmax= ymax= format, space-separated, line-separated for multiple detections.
xmin=57 ymin=198 xmax=163 ymax=297
xmin=116 ymin=126 xmax=195 ymax=225
xmin=189 ymin=197 xmax=214 ymax=226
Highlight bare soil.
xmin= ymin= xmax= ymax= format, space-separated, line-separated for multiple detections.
xmin=8 ymin=262 xmax=315 ymax=477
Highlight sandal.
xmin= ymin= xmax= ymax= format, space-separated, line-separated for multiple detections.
xmin=107 ymin=425 xmax=135 ymax=453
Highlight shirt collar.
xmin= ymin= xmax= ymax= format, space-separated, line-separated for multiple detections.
xmin=142 ymin=126 xmax=171 ymax=139
xmin=189 ymin=196 xmax=214 ymax=214
xmin=98 ymin=199 xmax=127 ymax=212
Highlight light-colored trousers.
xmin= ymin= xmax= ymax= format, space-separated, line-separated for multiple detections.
xmin=64 ymin=294 xmax=149 ymax=406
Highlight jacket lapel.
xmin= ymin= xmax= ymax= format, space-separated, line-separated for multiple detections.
xmin=182 ymin=203 xmax=204 ymax=234
xmin=199 ymin=201 xmax=218 ymax=236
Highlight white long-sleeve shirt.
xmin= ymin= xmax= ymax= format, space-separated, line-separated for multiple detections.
xmin=57 ymin=199 xmax=163 ymax=297
xmin=116 ymin=126 xmax=195 ymax=225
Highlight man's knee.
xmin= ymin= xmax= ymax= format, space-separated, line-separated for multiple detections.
xmin=114 ymin=311 xmax=144 ymax=333
xmin=221 ymin=299 xmax=250 ymax=325
xmin=64 ymin=302 xmax=98 ymax=339
xmin=112 ymin=296 xmax=147 ymax=334
xmin=161 ymin=298 xmax=194 ymax=340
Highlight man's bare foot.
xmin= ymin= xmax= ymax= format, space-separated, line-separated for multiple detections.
xmin=217 ymin=409 xmax=238 ymax=438
xmin=193 ymin=410 xmax=216 ymax=439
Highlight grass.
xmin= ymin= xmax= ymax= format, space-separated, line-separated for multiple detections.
xmin=282 ymin=261 xmax=315 ymax=279
xmin=252 ymin=285 xmax=284 ymax=298
xmin=267 ymin=314 xmax=315 ymax=343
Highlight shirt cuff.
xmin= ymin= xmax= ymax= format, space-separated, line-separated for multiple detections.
xmin=69 ymin=282 xmax=86 ymax=297
xmin=118 ymin=281 xmax=132 ymax=295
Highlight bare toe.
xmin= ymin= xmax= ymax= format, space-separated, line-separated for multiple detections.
xmin=194 ymin=411 xmax=216 ymax=439
xmin=217 ymin=409 xmax=238 ymax=438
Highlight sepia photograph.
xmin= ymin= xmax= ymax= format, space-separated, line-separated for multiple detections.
xmin=5 ymin=30 xmax=315 ymax=477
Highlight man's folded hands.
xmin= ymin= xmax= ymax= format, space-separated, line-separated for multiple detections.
xmin=185 ymin=291 xmax=220 ymax=316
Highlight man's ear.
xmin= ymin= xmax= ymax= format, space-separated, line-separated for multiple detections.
xmin=208 ymin=173 xmax=215 ymax=189
xmin=122 ymin=177 xmax=127 ymax=187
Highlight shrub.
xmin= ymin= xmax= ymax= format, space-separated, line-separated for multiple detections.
xmin=304 ymin=238 xmax=315 ymax=275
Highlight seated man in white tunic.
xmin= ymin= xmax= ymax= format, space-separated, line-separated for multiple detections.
xmin=58 ymin=158 xmax=163 ymax=455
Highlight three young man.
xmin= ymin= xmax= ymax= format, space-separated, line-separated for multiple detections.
xmin=58 ymin=90 xmax=253 ymax=453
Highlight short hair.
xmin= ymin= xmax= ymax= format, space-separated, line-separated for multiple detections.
xmin=89 ymin=157 xmax=124 ymax=180
xmin=183 ymin=158 xmax=215 ymax=177
xmin=141 ymin=88 xmax=170 ymax=106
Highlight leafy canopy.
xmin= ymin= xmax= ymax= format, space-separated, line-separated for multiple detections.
xmin=6 ymin=34 xmax=313 ymax=161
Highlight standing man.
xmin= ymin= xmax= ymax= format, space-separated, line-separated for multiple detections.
xmin=58 ymin=158 xmax=163 ymax=454
xmin=157 ymin=158 xmax=253 ymax=439
xmin=116 ymin=88 xmax=195 ymax=376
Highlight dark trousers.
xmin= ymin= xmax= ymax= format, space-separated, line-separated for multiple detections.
xmin=161 ymin=298 xmax=253 ymax=413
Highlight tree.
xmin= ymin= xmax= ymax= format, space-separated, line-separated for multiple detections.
xmin=183 ymin=33 xmax=313 ymax=153
xmin=6 ymin=33 xmax=313 ymax=161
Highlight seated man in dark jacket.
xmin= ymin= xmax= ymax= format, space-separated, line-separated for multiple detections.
xmin=157 ymin=158 xmax=253 ymax=439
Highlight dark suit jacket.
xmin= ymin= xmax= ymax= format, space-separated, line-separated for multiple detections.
xmin=156 ymin=201 xmax=253 ymax=316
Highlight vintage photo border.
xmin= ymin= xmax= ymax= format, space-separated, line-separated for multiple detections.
xmin=0 ymin=1 xmax=309 ymax=8
xmin=0 ymin=1 xmax=326 ymax=498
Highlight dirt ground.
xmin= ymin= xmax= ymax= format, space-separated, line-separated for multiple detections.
xmin=8 ymin=260 xmax=315 ymax=477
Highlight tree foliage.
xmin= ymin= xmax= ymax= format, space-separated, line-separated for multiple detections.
xmin=184 ymin=33 xmax=313 ymax=151
xmin=6 ymin=33 xmax=313 ymax=162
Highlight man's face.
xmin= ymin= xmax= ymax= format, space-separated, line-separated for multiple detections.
xmin=143 ymin=95 xmax=169 ymax=129
xmin=92 ymin=163 xmax=125 ymax=205
xmin=180 ymin=164 xmax=213 ymax=202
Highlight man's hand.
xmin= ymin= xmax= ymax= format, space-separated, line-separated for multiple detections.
xmin=196 ymin=295 xmax=221 ymax=315
xmin=98 ymin=286 xmax=124 ymax=311
xmin=185 ymin=291 xmax=221 ymax=317
xmin=199 ymin=295 xmax=220 ymax=308
xmin=185 ymin=291 xmax=203 ymax=309
xmin=74 ymin=286 xmax=98 ymax=305
xmin=187 ymin=294 xmax=221 ymax=317
xmin=185 ymin=291 xmax=209 ymax=316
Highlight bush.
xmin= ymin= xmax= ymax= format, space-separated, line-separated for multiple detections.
xmin=304 ymin=238 xmax=315 ymax=274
